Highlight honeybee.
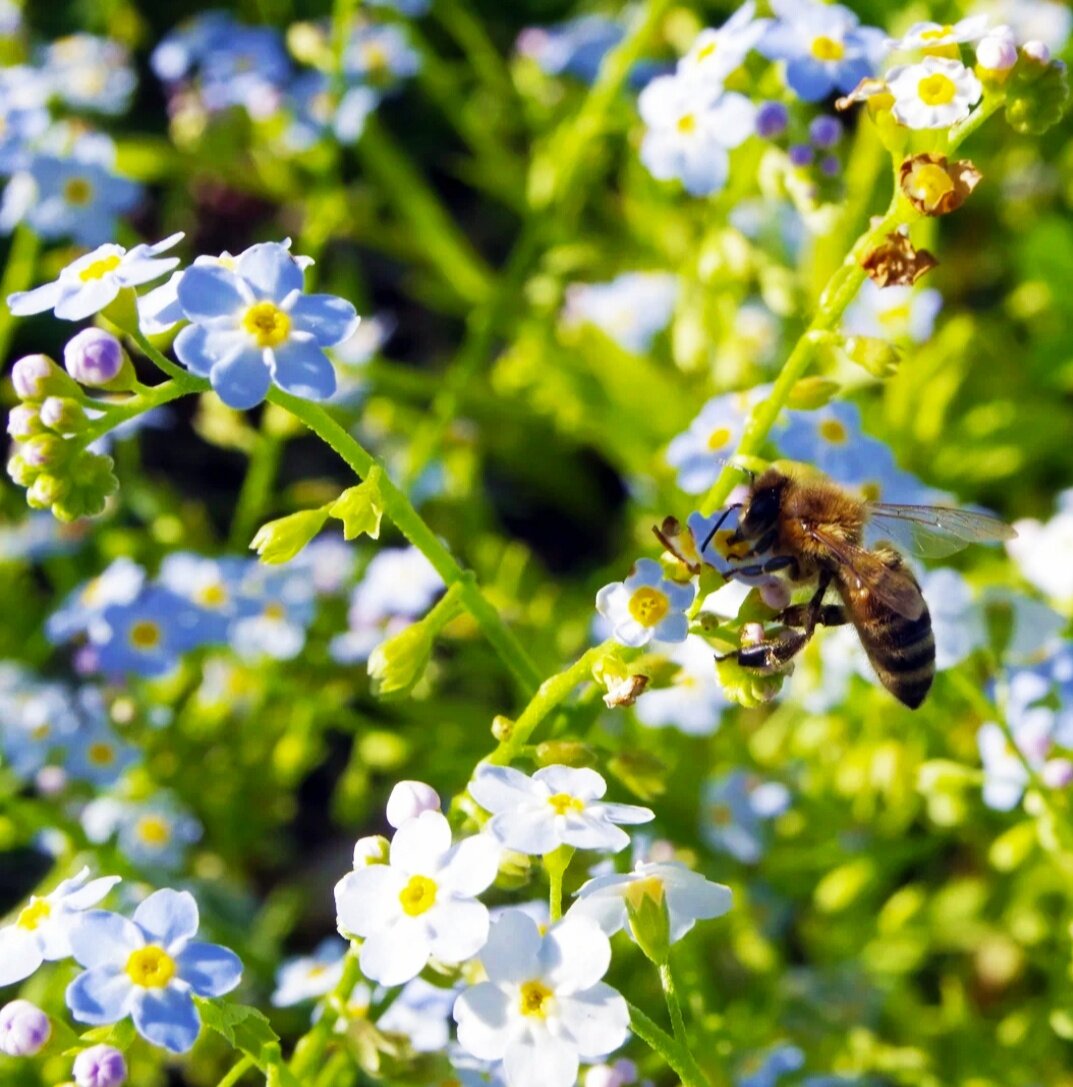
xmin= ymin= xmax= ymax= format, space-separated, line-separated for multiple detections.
xmin=701 ymin=468 xmax=1017 ymax=709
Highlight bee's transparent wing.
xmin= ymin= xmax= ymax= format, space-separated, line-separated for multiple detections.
xmin=865 ymin=503 xmax=1016 ymax=559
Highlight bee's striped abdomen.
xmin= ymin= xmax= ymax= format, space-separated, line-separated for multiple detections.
xmin=858 ymin=604 xmax=935 ymax=710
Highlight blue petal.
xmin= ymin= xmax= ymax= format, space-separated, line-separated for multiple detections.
xmin=235 ymin=242 xmax=303 ymax=301
xmin=131 ymin=985 xmax=201 ymax=1053
xmin=133 ymin=888 xmax=199 ymax=949
xmin=177 ymin=264 xmax=247 ymax=322
xmin=288 ymin=294 xmax=359 ymax=346
xmin=66 ymin=965 xmax=135 ymax=1025
xmin=176 ymin=941 xmax=243 ymax=997
xmin=270 ymin=337 xmax=336 ymax=400
xmin=210 ymin=349 xmax=272 ymax=410
xmin=784 ymin=57 xmax=835 ymax=101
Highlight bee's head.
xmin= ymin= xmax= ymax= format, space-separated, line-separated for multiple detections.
xmin=738 ymin=471 xmax=787 ymax=538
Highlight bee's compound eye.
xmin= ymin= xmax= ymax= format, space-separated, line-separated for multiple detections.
xmin=744 ymin=488 xmax=780 ymax=533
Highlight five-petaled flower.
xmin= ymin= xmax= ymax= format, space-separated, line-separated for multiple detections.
xmin=8 ymin=235 xmax=182 ymax=321
xmin=334 ymin=809 xmax=500 ymax=985
xmin=596 ymin=558 xmax=694 ymax=648
xmin=888 ymin=56 xmax=982 ymax=129
xmin=471 ymin=765 xmax=654 ymax=855
xmin=453 ymin=909 xmax=630 ymax=1087
xmin=66 ymin=888 xmax=242 ymax=1053
xmin=174 ymin=241 xmax=359 ymax=410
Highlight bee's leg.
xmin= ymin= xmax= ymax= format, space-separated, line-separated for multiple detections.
xmin=779 ymin=603 xmax=847 ymax=629
xmin=722 ymin=554 xmax=800 ymax=582
xmin=720 ymin=628 xmax=811 ymax=674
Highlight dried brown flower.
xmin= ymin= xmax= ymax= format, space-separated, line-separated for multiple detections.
xmin=899 ymin=153 xmax=982 ymax=216
xmin=860 ymin=230 xmax=938 ymax=287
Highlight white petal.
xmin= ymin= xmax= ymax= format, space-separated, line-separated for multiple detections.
xmin=390 ymin=810 xmax=452 ymax=875
xmin=542 ymin=916 xmax=611 ymax=993
xmin=335 ymin=866 xmax=406 ymax=936
xmin=566 ymin=894 xmax=627 ymax=937
xmin=470 ymin=764 xmax=540 ymax=814
xmin=359 ymin=918 xmax=430 ymax=986
xmin=481 ymin=909 xmax=542 ymax=984
xmin=454 ymin=982 xmax=511 ymax=1061
xmin=0 ymin=926 xmax=43 ymax=985
xmin=595 ymin=801 xmax=655 ymax=825
xmin=505 ymin=1036 xmax=578 ymax=1087
xmin=59 ymin=874 xmax=121 ymax=911
xmin=489 ymin=808 xmax=560 ymax=855
xmin=438 ymin=833 xmax=501 ymax=897
xmin=427 ymin=898 xmax=490 ymax=963
xmin=557 ymin=983 xmax=630 ymax=1058
xmin=533 ymin=766 xmax=606 ymax=800
xmin=560 ymin=813 xmax=630 ymax=853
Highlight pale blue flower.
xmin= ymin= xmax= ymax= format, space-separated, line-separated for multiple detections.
xmin=8 ymin=235 xmax=181 ymax=321
xmin=368 ymin=0 xmax=430 ymax=13
xmin=282 ymin=71 xmax=379 ymax=151
xmin=114 ymin=796 xmax=203 ymax=870
xmin=48 ymin=557 xmax=147 ymax=644
xmin=379 ymin=977 xmax=457 ymax=1052
xmin=701 ymin=771 xmax=790 ymax=863
xmin=271 ymin=937 xmax=347 ymax=1007
xmin=41 ymin=35 xmax=137 ymax=115
xmin=760 ymin=0 xmax=887 ymax=103
xmin=639 ymin=73 xmax=756 ymax=196
xmin=0 ymin=675 xmax=82 ymax=779
xmin=517 ymin=16 xmax=625 ymax=82
xmin=175 ymin=241 xmax=359 ymax=409
xmin=0 ymin=512 xmax=86 ymax=562
xmin=343 ymin=24 xmax=420 ymax=86
xmin=563 ymin=273 xmax=677 ymax=354
xmin=596 ymin=558 xmax=694 ymax=647
xmin=919 ymin=568 xmax=988 ymax=670
xmin=842 ymin=281 xmax=942 ymax=344
xmin=229 ymin=563 xmax=316 ymax=661
xmin=737 ymin=1045 xmax=805 ymax=1087
xmin=679 ymin=3 xmax=771 ymax=90
xmin=61 ymin=691 xmax=139 ymax=786
xmin=634 ymin=636 xmax=729 ymax=736
xmin=66 ymin=888 xmax=242 ymax=1054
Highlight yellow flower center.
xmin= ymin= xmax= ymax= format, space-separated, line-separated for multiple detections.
xmin=136 ymin=815 xmax=172 ymax=846
xmin=399 ymin=874 xmax=438 ymax=916
xmin=696 ymin=41 xmax=717 ymax=61
xmin=197 ymin=582 xmax=228 ymax=608
xmin=31 ymin=721 xmax=50 ymax=741
xmin=129 ymin=620 xmax=162 ymax=650
xmin=125 ymin=945 xmax=177 ymax=988
xmin=88 ymin=742 xmax=116 ymax=766
xmin=518 ymin=979 xmax=554 ymax=1019
xmin=628 ymin=586 xmax=669 ymax=627
xmin=819 ymin=419 xmax=847 ymax=444
xmin=676 ymin=112 xmax=697 ymax=134
xmin=811 ymin=35 xmax=845 ymax=61
xmin=363 ymin=43 xmax=389 ymax=73
xmin=242 ymin=301 xmax=291 ymax=348
xmin=79 ymin=254 xmax=122 ymax=282
xmin=623 ymin=875 xmax=665 ymax=912
xmin=878 ymin=302 xmax=912 ymax=330
xmin=547 ymin=792 xmax=585 ymax=816
xmin=917 ymin=72 xmax=957 ymax=106
xmin=64 ymin=177 xmax=94 ymax=206
xmin=860 ymin=481 xmax=881 ymax=502
xmin=306 ymin=964 xmax=328 ymax=979
xmin=710 ymin=803 xmax=733 ymax=826
xmin=707 ymin=426 xmax=732 ymax=450
xmin=263 ymin=602 xmax=286 ymax=620
xmin=920 ymin=24 xmax=956 ymax=41
xmin=906 ymin=162 xmax=954 ymax=208
xmin=17 ymin=898 xmax=51 ymax=930
xmin=714 ymin=528 xmax=750 ymax=561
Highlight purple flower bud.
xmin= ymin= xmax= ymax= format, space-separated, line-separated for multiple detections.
xmin=820 ymin=154 xmax=841 ymax=177
xmin=64 ymin=329 xmax=127 ymax=387
xmin=977 ymin=33 xmax=1018 ymax=72
xmin=7 ymin=403 xmax=41 ymax=440
xmin=809 ymin=115 xmax=842 ymax=148
xmin=1022 ymin=40 xmax=1051 ymax=63
xmin=12 ymin=354 xmax=65 ymax=400
xmin=755 ymin=101 xmax=789 ymax=138
xmin=0 ymin=1000 xmax=51 ymax=1057
xmin=1043 ymin=758 xmax=1073 ymax=789
xmin=74 ymin=1044 xmax=128 ymax=1087
xmin=40 ymin=396 xmax=87 ymax=435
xmin=35 ymin=765 xmax=69 ymax=797
xmin=788 ymin=143 xmax=814 ymax=167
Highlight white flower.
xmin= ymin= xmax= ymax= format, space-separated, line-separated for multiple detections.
xmin=471 ymin=765 xmax=653 ymax=856
xmin=678 ymin=3 xmax=770 ymax=89
xmin=974 ymin=0 xmax=1071 ymax=53
xmin=571 ymin=861 xmax=732 ymax=945
xmin=0 ymin=867 xmax=120 ymax=986
xmin=638 ymin=74 xmax=756 ymax=197
xmin=888 ymin=57 xmax=982 ymax=129
xmin=386 ymin=780 xmax=441 ymax=829
xmin=8 ymin=234 xmax=183 ymax=321
xmin=378 ymin=976 xmax=457 ymax=1052
xmin=1008 ymin=493 xmax=1073 ymax=604
xmin=453 ymin=910 xmax=630 ymax=1087
xmin=596 ymin=558 xmax=695 ymax=648
xmin=888 ymin=15 xmax=991 ymax=52
xmin=271 ymin=937 xmax=346 ymax=1006
xmin=353 ymin=834 xmax=390 ymax=867
xmin=562 ymin=273 xmax=678 ymax=354
xmin=634 ymin=635 xmax=728 ymax=736
xmin=842 ymin=281 xmax=942 ymax=343
xmin=334 ymin=811 xmax=500 ymax=985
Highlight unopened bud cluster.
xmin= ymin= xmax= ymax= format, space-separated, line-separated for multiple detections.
xmin=5 ymin=331 xmax=133 ymax=521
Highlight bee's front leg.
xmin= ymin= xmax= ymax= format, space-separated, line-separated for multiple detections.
xmin=716 ymin=628 xmax=811 ymax=674
xmin=721 ymin=554 xmax=800 ymax=583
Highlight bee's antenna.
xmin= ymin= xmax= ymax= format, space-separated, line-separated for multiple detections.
xmin=700 ymin=503 xmax=741 ymax=554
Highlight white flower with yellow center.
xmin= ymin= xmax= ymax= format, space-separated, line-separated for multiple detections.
xmin=272 ymin=937 xmax=347 ymax=1006
xmin=596 ymin=558 xmax=694 ymax=648
xmin=334 ymin=810 xmax=500 ymax=986
xmin=8 ymin=234 xmax=183 ymax=321
xmin=888 ymin=15 xmax=991 ymax=53
xmin=888 ymin=56 xmax=982 ymax=129
xmin=471 ymin=765 xmax=654 ymax=856
xmin=0 ymin=867 xmax=120 ymax=986
xmin=570 ymin=861 xmax=732 ymax=944
xmin=678 ymin=3 xmax=771 ymax=89
xmin=453 ymin=910 xmax=630 ymax=1087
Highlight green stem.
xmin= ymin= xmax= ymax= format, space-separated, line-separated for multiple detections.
xmin=544 ymin=844 xmax=574 ymax=922
xmin=267 ymin=389 xmax=544 ymax=696
xmin=627 ymin=998 xmax=710 ymax=1087
xmin=229 ymin=425 xmax=284 ymax=550
xmin=81 ymin=378 xmax=201 ymax=444
xmin=660 ymin=960 xmax=688 ymax=1044
xmin=487 ymin=640 xmax=622 ymax=765
xmin=698 ymin=191 xmax=914 ymax=517
xmin=215 ymin=1055 xmax=256 ymax=1087
xmin=949 ymin=92 xmax=1006 ymax=151
xmin=290 ymin=951 xmax=363 ymax=1078
xmin=0 ymin=224 xmax=40 ymax=362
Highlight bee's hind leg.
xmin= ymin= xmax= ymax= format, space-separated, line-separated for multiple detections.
xmin=723 ymin=628 xmax=812 ymax=674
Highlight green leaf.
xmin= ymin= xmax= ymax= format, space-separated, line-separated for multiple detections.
xmin=76 ymin=1018 xmax=138 ymax=1050
xmin=195 ymin=998 xmax=279 ymax=1067
xmin=250 ymin=507 xmax=331 ymax=564
xmin=329 ymin=467 xmax=384 ymax=541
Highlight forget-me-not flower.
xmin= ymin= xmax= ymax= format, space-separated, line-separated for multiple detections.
xmin=596 ymin=558 xmax=694 ymax=648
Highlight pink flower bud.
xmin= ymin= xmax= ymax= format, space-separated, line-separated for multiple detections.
xmin=1043 ymin=758 xmax=1073 ymax=789
xmin=385 ymin=780 xmax=441 ymax=828
xmin=0 ymin=999 xmax=51 ymax=1056
xmin=73 ymin=1044 xmax=128 ymax=1087
xmin=352 ymin=834 xmax=390 ymax=867
xmin=977 ymin=33 xmax=1018 ymax=71
xmin=1023 ymin=40 xmax=1051 ymax=63
xmin=64 ymin=329 xmax=127 ymax=387
xmin=12 ymin=354 xmax=70 ymax=401
xmin=6 ymin=404 xmax=41 ymax=440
